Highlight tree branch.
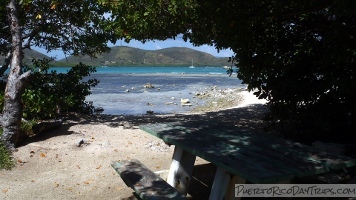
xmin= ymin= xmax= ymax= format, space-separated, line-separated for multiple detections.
xmin=19 ymin=70 xmax=31 ymax=81
xmin=22 ymin=29 xmax=39 ymax=50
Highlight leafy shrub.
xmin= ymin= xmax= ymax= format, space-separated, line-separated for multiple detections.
xmin=22 ymin=60 xmax=99 ymax=119
xmin=0 ymin=59 xmax=98 ymax=119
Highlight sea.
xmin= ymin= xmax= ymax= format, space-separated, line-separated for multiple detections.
xmin=51 ymin=66 xmax=244 ymax=115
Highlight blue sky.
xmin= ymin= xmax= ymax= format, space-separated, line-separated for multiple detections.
xmin=32 ymin=38 xmax=234 ymax=60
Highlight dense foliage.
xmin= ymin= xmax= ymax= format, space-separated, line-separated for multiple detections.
xmin=0 ymin=59 xmax=98 ymax=120
xmin=191 ymin=1 xmax=356 ymax=140
xmin=0 ymin=0 xmax=117 ymax=148
xmin=107 ymin=0 xmax=197 ymax=42
xmin=0 ymin=0 xmax=115 ymax=59
xmin=24 ymin=62 xmax=98 ymax=119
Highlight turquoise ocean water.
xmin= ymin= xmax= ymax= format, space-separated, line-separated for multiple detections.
xmin=50 ymin=65 xmax=230 ymax=75
xmin=50 ymin=66 xmax=244 ymax=115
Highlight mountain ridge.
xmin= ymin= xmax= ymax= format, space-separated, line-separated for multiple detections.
xmin=56 ymin=46 xmax=230 ymax=66
xmin=0 ymin=49 xmax=51 ymax=66
xmin=1 ymin=46 xmax=231 ymax=67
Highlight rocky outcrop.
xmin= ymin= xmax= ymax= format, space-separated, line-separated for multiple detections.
xmin=144 ymin=83 xmax=154 ymax=88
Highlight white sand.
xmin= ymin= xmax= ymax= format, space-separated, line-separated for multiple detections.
xmin=235 ymin=91 xmax=267 ymax=108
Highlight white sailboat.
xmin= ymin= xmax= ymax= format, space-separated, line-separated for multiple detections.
xmin=189 ymin=59 xmax=195 ymax=68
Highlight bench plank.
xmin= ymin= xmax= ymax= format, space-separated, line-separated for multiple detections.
xmin=140 ymin=122 xmax=356 ymax=183
xmin=111 ymin=160 xmax=187 ymax=200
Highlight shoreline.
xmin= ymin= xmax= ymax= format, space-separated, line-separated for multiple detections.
xmin=89 ymin=84 xmax=253 ymax=116
xmin=84 ymin=67 xmax=244 ymax=115
xmin=80 ymin=89 xmax=269 ymax=135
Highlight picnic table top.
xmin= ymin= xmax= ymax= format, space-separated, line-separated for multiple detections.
xmin=140 ymin=121 xmax=356 ymax=183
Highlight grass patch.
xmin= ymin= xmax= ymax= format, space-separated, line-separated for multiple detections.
xmin=0 ymin=120 xmax=37 ymax=170
xmin=0 ymin=143 xmax=14 ymax=170
xmin=0 ymin=129 xmax=15 ymax=170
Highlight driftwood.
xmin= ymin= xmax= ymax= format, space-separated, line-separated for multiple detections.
xmin=14 ymin=119 xmax=63 ymax=146
xmin=32 ymin=119 xmax=63 ymax=135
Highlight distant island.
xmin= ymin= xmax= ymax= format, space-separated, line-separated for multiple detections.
xmin=0 ymin=46 xmax=231 ymax=67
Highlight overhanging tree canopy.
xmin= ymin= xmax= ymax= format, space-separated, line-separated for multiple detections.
xmin=1 ymin=0 xmax=355 ymax=150
xmin=1 ymin=0 xmax=198 ymax=149
xmin=0 ymin=0 xmax=122 ymax=149
xmin=1 ymin=0 xmax=117 ymax=72
xmin=110 ymin=0 xmax=355 ymax=139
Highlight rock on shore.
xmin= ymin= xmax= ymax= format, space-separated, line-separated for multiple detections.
xmin=191 ymin=86 xmax=250 ymax=113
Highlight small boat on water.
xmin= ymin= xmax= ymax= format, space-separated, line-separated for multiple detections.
xmin=189 ymin=59 xmax=195 ymax=68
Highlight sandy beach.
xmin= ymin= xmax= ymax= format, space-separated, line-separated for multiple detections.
xmin=0 ymin=88 xmax=270 ymax=200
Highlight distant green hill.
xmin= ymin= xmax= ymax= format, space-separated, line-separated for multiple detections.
xmin=0 ymin=49 xmax=51 ymax=66
xmin=56 ymin=46 xmax=230 ymax=66
xmin=1 ymin=47 xmax=231 ymax=67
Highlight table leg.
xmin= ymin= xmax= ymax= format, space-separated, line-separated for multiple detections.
xmin=209 ymin=167 xmax=246 ymax=200
xmin=226 ymin=175 xmax=246 ymax=200
xmin=167 ymin=146 xmax=196 ymax=195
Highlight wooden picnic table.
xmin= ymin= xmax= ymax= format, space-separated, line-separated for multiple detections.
xmin=139 ymin=121 xmax=356 ymax=199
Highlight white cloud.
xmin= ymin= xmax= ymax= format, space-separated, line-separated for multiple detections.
xmin=154 ymin=43 xmax=162 ymax=50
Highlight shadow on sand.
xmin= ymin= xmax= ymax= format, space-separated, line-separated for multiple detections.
xmin=20 ymin=104 xmax=268 ymax=148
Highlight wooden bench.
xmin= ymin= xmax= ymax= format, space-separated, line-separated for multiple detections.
xmin=111 ymin=159 xmax=187 ymax=200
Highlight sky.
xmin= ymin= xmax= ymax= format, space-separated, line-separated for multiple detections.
xmin=32 ymin=38 xmax=234 ymax=60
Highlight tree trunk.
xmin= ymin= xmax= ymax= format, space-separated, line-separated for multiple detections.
xmin=0 ymin=0 xmax=30 ymax=150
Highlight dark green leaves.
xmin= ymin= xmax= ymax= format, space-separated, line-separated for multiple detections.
xmin=170 ymin=0 xmax=356 ymax=137
xmin=108 ymin=0 xmax=197 ymax=42
xmin=20 ymin=59 xmax=99 ymax=119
